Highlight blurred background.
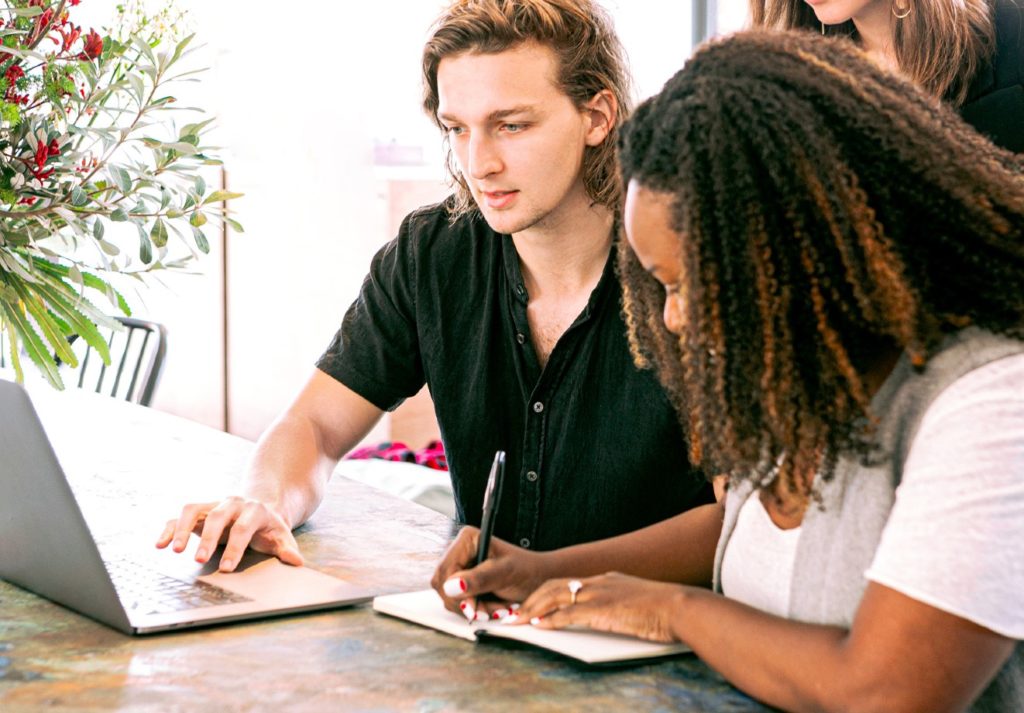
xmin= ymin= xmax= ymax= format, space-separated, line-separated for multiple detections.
xmin=69 ymin=0 xmax=748 ymax=444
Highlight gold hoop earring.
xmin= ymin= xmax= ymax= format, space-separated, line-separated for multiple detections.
xmin=892 ymin=1 xmax=912 ymax=19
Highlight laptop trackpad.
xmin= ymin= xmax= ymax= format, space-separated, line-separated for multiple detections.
xmin=152 ymin=543 xmax=370 ymax=607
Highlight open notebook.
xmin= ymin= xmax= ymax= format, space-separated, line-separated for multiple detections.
xmin=373 ymin=589 xmax=691 ymax=665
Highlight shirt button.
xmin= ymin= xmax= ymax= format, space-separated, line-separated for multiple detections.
xmin=533 ymin=402 xmax=544 ymax=413
xmin=526 ymin=470 xmax=538 ymax=482
xmin=519 ymin=538 xmax=531 ymax=548
xmin=516 ymin=333 xmax=525 ymax=345
xmin=516 ymin=285 xmax=525 ymax=296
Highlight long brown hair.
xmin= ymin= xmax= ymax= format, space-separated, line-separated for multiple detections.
xmin=749 ymin=0 xmax=997 ymax=105
xmin=422 ymin=0 xmax=632 ymax=218
xmin=618 ymin=30 xmax=1024 ymax=498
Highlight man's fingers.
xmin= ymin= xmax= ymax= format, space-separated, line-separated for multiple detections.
xmin=273 ymin=530 xmax=304 ymax=567
xmin=217 ymin=503 xmax=267 ymax=572
xmin=171 ymin=502 xmax=219 ymax=552
xmin=195 ymin=501 xmax=242 ymax=563
xmin=276 ymin=543 xmax=304 ymax=567
xmin=155 ymin=519 xmax=176 ymax=548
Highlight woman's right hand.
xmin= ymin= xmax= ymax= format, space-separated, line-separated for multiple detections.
xmin=430 ymin=526 xmax=554 ymax=622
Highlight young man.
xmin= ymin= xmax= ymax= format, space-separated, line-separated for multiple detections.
xmin=157 ymin=0 xmax=712 ymax=572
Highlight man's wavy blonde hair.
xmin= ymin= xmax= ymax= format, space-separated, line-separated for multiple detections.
xmin=422 ymin=0 xmax=632 ymax=219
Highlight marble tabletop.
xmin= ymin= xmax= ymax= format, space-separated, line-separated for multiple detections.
xmin=0 ymin=384 xmax=770 ymax=712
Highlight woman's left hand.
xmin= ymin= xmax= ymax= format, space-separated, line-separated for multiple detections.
xmin=514 ymin=572 xmax=687 ymax=643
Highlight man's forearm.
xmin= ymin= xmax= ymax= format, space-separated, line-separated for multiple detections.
xmin=243 ymin=413 xmax=336 ymax=530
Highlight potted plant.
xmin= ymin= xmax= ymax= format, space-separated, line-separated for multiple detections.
xmin=0 ymin=0 xmax=240 ymax=388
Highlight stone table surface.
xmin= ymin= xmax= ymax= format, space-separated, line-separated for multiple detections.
xmin=0 ymin=385 xmax=771 ymax=712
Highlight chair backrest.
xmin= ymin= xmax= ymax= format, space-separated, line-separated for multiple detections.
xmin=64 ymin=317 xmax=167 ymax=407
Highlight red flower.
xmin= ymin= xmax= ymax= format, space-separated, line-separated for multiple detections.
xmin=58 ymin=23 xmax=81 ymax=54
xmin=34 ymin=141 xmax=49 ymax=170
xmin=70 ymin=0 xmax=81 ymax=5
xmin=47 ymin=139 xmax=60 ymax=156
xmin=79 ymin=30 xmax=102 ymax=60
xmin=5 ymin=64 xmax=24 ymax=83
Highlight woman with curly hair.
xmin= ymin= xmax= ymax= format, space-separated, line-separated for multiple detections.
xmin=431 ymin=30 xmax=1024 ymax=712
xmin=751 ymin=0 xmax=1023 ymax=151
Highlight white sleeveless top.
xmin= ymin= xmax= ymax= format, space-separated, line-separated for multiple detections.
xmin=720 ymin=493 xmax=801 ymax=617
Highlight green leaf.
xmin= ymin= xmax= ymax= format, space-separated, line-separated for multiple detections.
xmin=189 ymin=211 xmax=207 ymax=228
xmin=225 ymin=217 xmax=244 ymax=234
xmin=150 ymin=219 xmax=168 ymax=247
xmin=92 ymin=219 xmax=105 ymax=240
xmin=111 ymin=166 xmax=132 ymax=194
xmin=180 ymin=117 xmax=214 ymax=140
xmin=127 ymin=73 xmax=146 ymax=103
xmin=110 ymin=208 xmax=129 ymax=222
xmin=192 ymin=226 xmax=209 ymax=254
xmin=11 ymin=6 xmax=44 ymax=17
xmin=163 ymin=141 xmax=198 ymax=155
xmin=2 ymin=319 xmax=24 ymax=383
xmin=194 ymin=174 xmax=206 ymax=198
xmin=0 ymin=101 xmax=19 ymax=125
xmin=132 ymin=35 xmax=158 ymax=67
xmin=170 ymin=33 xmax=195 ymax=65
xmin=30 ymin=257 xmax=131 ymax=316
xmin=29 ymin=278 xmax=114 ymax=365
xmin=12 ymin=280 xmax=78 ymax=366
xmin=98 ymin=240 xmax=120 ymax=256
xmin=159 ymin=187 xmax=171 ymax=211
xmin=138 ymin=231 xmax=153 ymax=263
xmin=71 ymin=186 xmax=89 ymax=207
xmin=203 ymin=190 xmax=244 ymax=205
xmin=0 ymin=302 xmax=63 ymax=389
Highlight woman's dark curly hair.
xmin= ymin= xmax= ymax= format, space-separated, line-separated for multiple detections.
xmin=617 ymin=29 xmax=1024 ymax=499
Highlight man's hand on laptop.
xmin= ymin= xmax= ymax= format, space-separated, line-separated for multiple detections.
xmin=155 ymin=497 xmax=304 ymax=572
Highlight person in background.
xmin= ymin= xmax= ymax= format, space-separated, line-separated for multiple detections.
xmin=434 ymin=30 xmax=1024 ymax=711
xmin=751 ymin=0 xmax=1024 ymax=152
xmin=156 ymin=0 xmax=712 ymax=581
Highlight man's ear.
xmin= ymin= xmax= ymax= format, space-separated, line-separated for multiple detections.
xmin=583 ymin=89 xmax=617 ymax=147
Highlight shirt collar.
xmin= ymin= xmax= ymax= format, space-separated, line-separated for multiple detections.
xmin=501 ymin=233 xmax=616 ymax=319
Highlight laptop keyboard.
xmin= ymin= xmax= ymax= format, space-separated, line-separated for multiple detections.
xmin=105 ymin=559 xmax=252 ymax=615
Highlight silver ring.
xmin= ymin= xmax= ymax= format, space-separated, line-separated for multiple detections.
xmin=568 ymin=579 xmax=583 ymax=605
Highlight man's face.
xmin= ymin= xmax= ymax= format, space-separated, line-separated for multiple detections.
xmin=436 ymin=42 xmax=598 ymax=237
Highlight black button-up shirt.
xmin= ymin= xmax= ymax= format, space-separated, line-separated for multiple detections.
xmin=317 ymin=200 xmax=712 ymax=551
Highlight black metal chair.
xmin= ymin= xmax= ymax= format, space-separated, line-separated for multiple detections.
xmin=0 ymin=316 xmax=167 ymax=406
xmin=64 ymin=317 xmax=168 ymax=406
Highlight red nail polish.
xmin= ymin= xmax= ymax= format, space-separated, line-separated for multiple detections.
xmin=460 ymin=579 xmax=467 ymax=592
xmin=459 ymin=602 xmax=467 ymax=610
xmin=491 ymin=611 xmax=501 ymax=620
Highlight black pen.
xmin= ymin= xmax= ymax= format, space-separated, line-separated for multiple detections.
xmin=473 ymin=450 xmax=506 ymax=567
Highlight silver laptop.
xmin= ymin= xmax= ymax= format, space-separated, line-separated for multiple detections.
xmin=0 ymin=378 xmax=378 ymax=634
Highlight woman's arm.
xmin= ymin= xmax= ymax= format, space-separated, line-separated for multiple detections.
xmin=518 ymin=576 xmax=1015 ymax=713
xmin=431 ymin=500 xmax=724 ymax=614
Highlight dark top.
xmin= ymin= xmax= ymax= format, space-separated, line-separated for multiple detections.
xmin=960 ymin=0 xmax=1024 ymax=152
xmin=317 ymin=201 xmax=712 ymax=551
